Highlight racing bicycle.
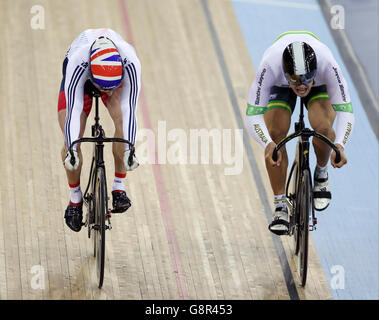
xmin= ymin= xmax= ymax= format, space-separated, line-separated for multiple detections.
xmin=272 ymin=98 xmax=341 ymax=286
xmin=68 ymin=89 xmax=135 ymax=288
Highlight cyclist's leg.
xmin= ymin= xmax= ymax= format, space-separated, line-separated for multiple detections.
xmin=58 ymin=108 xmax=88 ymax=231
xmin=103 ymin=86 xmax=125 ymax=174
xmin=57 ymin=59 xmax=91 ymax=231
xmin=264 ymin=86 xmax=295 ymax=196
xmin=104 ymin=86 xmax=132 ymax=212
xmin=265 ymin=87 xmax=296 ymax=234
xmin=265 ymin=107 xmax=291 ymax=234
xmin=264 ymin=108 xmax=290 ymax=195
xmin=305 ymin=86 xmax=335 ymax=211
xmin=306 ymin=88 xmax=336 ymax=167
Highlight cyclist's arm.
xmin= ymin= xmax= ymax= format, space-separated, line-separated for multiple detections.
xmin=119 ymin=45 xmax=142 ymax=150
xmin=245 ymin=63 xmax=275 ymax=148
xmin=63 ymin=50 xmax=90 ymax=151
xmin=323 ymin=59 xmax=355 ymax=149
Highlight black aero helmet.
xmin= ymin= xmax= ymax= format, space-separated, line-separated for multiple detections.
xmin=282 ymin=41 xmax=317 ymax=85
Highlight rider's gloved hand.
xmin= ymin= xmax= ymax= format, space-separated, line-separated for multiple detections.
xmin=64 ymin=150 xmax=80 ymax=171
xmin=124 ymin=149 xmax=139 ymax=171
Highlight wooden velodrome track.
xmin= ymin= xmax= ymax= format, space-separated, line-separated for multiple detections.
xmin=0 ymin=0 xmax=332 ymax=300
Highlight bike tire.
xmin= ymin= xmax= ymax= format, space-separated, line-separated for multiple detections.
xmin=288 ymin=161 xmax=301 ymax=255
xmin=298 ymin=169 xmax=311 ymax=287
xmin=94 ymin=166 xmax=106 ymax=288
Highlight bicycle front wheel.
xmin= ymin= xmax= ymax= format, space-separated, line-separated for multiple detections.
xmin=94 ymin=166 xmax=107 ymax=288
xmin=287 ymin=160 xmax=300 ymax=254
xmin=298 ymin=169 xmax=311 ymax=286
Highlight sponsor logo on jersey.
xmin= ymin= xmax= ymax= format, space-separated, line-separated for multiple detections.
xmin=255 ymin=68 xmax=267 ymax=105
xmin=343 ymin=122 xmax=352 ymax=145
xmin=332 ymin=67 xmax=346 ymax=102
xmin=253 ymin=124 xmax=268 ymax=144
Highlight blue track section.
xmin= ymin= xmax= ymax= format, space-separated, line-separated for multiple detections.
xmin=232 ymin=0 xmax=378 ymax=299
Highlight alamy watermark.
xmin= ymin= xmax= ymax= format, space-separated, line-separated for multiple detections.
xmin=135 ymin=121 xmax=244 ymax=175
xmin=330 ymin=4 xmax=345 ymax=30
xmin=330 ymin=265 xmax=345 ymax=290
xmin=30 ymin=265 xmax=45 ymax=290
xmin=30 ymin=5 xmax=45 ymax=30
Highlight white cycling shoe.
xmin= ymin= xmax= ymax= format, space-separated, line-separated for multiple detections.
xmin=313 ymin=174 xmax=331 ymax=211
xmin=268 ymin=207 xmax=289 ymax=236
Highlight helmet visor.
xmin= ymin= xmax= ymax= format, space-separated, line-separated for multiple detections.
xmin=285 ymin=69 xmax=317 ymax=85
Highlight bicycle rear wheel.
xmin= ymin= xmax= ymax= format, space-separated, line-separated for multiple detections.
xmin=93 ymin=166 xmax=107 ymax=288
xmin=298 ymin=169 xmax=311 ymax=286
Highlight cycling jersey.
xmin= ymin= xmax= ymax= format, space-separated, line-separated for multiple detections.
xmin=60 ymin=28 xmax=141 ymax=151
xmin=246 ymin=31 xmax=354 ymax=149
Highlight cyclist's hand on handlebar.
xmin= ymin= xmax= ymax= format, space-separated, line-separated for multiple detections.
xmin=265 ymin=142 xmax=282 ymax=167
xmin=64 ymin=150 xmax=80 ymax=171
xmin=124 ymin=149 xmax=139 ymax=171
xmin=331 ymin=144 xmax=347 ymax=168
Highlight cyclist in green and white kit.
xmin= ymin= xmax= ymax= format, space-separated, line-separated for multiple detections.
xmin=245 ymin=31 xmax=355 ymax=235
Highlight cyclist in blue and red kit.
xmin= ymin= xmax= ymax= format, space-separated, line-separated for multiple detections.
xmin=57 ymin=28 xmax=141 ymax=232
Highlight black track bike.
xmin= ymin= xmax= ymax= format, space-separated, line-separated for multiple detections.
xmin=68 ymin=89 xmax=135 ymax=288
xmin=272 ymin=98 xmax=341 ymax=286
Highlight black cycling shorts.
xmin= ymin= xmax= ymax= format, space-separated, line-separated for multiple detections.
xmin=266 ymin=85 xmax=329 ymax=114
